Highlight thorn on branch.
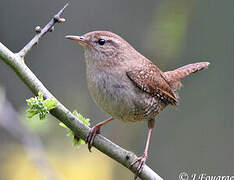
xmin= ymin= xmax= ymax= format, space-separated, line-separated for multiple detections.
xmin=35 ymin=26 xmax=42 ymax=34
xmin=54 ymin=16 xmax=66 ymax=23
xmin=49 ymin=26 xmax=55 ymax=32
xmin=58 ymin=18 xmax=66 ymax=23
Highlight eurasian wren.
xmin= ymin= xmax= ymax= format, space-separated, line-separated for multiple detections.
xmin=66 ymin=31 xmax=209 ymax=179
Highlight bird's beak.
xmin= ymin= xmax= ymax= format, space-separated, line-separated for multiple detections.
xmin=65 ymin=35 xmax=89 ymax=46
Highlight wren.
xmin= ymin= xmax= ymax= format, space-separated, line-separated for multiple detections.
xmin=66 ymin=31 xmax=209 ymax=179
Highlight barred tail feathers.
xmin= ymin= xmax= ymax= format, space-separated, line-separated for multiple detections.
xmin=164 ymin=62 xmax=210 ymax=90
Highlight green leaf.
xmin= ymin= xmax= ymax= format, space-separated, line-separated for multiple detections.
xmin=44 ymin=99 xmax=57 ymax=110
xmin=73 ymin=138 xmax=85 ymax=146
xmin=59 ymin=122 xmax=68 ymax=129
xmin=26 ymin=91 xmax=57 ymax=120
xmin=27 ymin=111 xmax=37 ymax=118
xmin=38 ymin=91 xmax=43 ymax=100
xmin=59 ymin=110 xmax=90 ymax=146
xmin=72 ymin=110 xmax=79 ymax=118
xmin=73 ymin=110 xmax=90 ymax=126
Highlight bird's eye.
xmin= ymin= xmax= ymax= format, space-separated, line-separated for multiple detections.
xmin=97 ymin=39 xmax=105 ymax=45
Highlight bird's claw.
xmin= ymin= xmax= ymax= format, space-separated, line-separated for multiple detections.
xmin=85 ymin=125 xmax=100 ymax=152
xmin=130 ymin=154 xmax=147 ymax=179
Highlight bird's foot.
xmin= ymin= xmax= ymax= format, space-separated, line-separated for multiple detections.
xmin=85 ymin=125 xmax=100 ymax=152
xmin=130 ymin=153 xmax=147 ymax=179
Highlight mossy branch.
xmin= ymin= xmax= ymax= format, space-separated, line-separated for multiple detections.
xmin=0 ymin=4 xmax=163 ymax=180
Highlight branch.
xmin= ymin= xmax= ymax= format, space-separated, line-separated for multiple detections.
xmin=0 ymin=4 xmax=163 ymax=180
xmin=18 ymin=3 xmax=68 ymax=58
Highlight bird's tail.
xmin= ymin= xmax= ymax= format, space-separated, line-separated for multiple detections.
xmin=164 ymin=62 xmax=210 ymax=90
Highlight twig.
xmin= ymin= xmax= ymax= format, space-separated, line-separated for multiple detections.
xmin=0 ymin=4 xmax=163 ymax=180
xmin=17 ymin=3 xmax=68 ymax=58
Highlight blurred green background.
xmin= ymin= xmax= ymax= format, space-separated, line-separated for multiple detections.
xmin=0 ymin=0 xmax=233 ymax=179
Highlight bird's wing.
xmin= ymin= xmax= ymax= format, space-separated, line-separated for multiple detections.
xmin=126 ymin=62 xmax=178 ymax=105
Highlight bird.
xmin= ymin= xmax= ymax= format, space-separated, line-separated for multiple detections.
xmin=65 ymin=31 xmax=209 ymax=179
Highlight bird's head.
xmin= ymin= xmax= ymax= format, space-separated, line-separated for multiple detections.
xmin=66 ymin=31 xmax=132 ymax=63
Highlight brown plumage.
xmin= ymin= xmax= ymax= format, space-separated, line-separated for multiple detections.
xmin=126 ymin=62 xmax=178 ymax=106
xmin=66 ymin=31 xmax=210 ymax=179
xmin=164 ymin=62 xmax=210 ymax=90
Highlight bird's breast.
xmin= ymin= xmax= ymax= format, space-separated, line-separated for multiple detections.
xmin=86 ymin=67 xmax=164 ymax=122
